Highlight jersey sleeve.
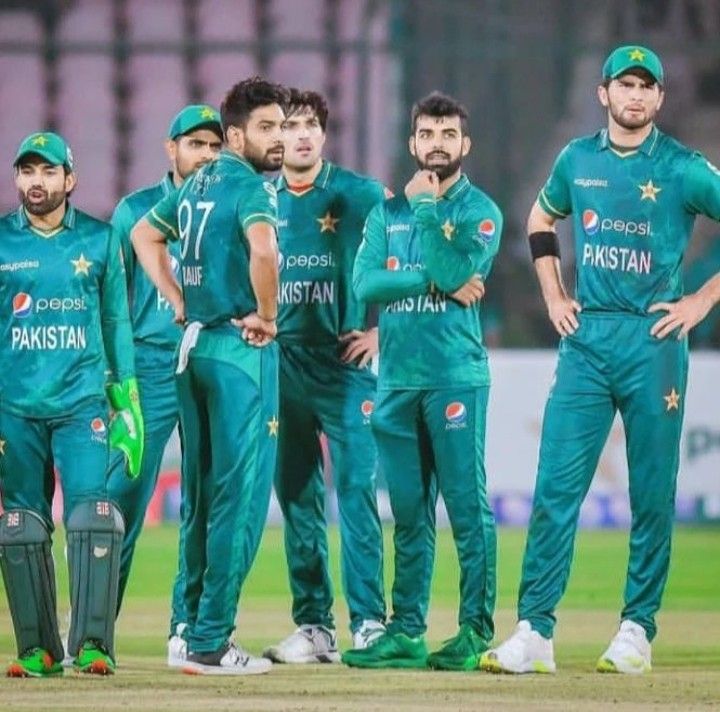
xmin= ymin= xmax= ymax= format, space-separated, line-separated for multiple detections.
xmin=537 ymin=145 xmax=572 ymax=218
xmin=353 ymin=203 xmax=430 ymax=303
xmin=411 ymin=193 xmax=502 ymax=293
xmin=146 ymin=190 xmax=180 ymax=241
xmin=101 ymin=226 xmax=136 ymax=381
xmin=467 ymin=199 xmax=504 ymax=279
xmin=110 ymin=198 xmax=136 ymax=289
xmin=682 ymin=154 xmax=720 ymax=221
xmin=237 ymin=179 xmax=278 ymax=231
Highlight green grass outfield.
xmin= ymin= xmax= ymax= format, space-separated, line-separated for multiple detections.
xmin=1 ymin=525 xmax=719 ymax=711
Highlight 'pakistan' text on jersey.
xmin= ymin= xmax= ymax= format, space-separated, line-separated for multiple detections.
xmin=353 ymin=174 xmax=502 ymax=390
xmin=539 ymin=126 xmax=720 ymax=314
xmin=146 ymin=150 xmax=278 ymax=325
xmin=0 ymin=205 xmax=135 ymax=417
xmin=112 ymin=174 xmax=182 ymax=353
xmin=275 ymin=161 xmax=386 ymax=344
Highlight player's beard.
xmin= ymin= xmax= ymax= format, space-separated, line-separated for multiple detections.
xmin=176 ymin=155 xmax=209 ymax=181
xmin=609 ymin=101 xmax=656 ymax=131
xmin=245 ymin=138 xmax=284 ymax=172
xmin=415 ymin=151 xmax=462 ymax=181
xmin=18 ymin=187 xmax=66 ymax=216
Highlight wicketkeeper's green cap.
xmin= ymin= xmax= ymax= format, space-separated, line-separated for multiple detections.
xmin=168 ymin=104 xmax=223 ymax=140
xmin=14 ymin=132 xmax=74 ymax=171
xmin=602 ymin=45 xmax=664 ymax=85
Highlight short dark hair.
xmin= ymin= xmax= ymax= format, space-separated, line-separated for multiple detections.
xmin=411 ymin=91 xmax=469 ymax=135
xmin=221 ymin=76 xmax=289 ymax=138
xmin=285 ymin=88 xmax=329 ymax=132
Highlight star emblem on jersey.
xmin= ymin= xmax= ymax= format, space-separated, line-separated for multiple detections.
xmin=663 ymin=387 xmax=680 ymax=411
xmin=200 ymin=106 xmax=216 ymax=119
xmin=71 ymin=253 xmax=93 ymax=276
xmin=639 ymin=180 xmax=661 ymax=202
xmin=629 ymin=48 xmax=645 ymax=62
xmin=267 ymin=416 xmax=279 ymax=436
xmin=0 ymin=439 xmax=5 ymax=456
xmin=441 ymin=220 xmax=455 ymax=240
xmin=317 ymin=211 xmax=339 ymax=233
xmin=31 ymin=135 xmax=48 ymax=147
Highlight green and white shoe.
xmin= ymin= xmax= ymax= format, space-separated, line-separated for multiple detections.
xmin=73 ymin=641 xmax=115 ymax=675
xmin=596 ymin=620 xmax=651 ymax=674
xmin=6 ymin=647 xmax=63 ymax=678
xmin=427 ymin=623 xmax=489 ymax=671
xmin=480 ymin=621 xmax=556 ymax=674
xmin=341 ymin=631 xmax=428 ymax=669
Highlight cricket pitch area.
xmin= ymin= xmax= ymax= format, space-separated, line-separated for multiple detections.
xmin=1 ymin=526 xmax=719 ymax=711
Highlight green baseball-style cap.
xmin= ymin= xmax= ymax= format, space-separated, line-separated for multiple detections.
xmin=602 ymin=45 xmax=664 ymax=85
xmin=167 ymin=104 xmax=223 ymax=140
xmin=14 ymin=132 xmax=74 ymax=171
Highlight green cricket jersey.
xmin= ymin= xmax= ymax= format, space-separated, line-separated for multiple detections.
xmin=275 ymin=160 xmax=386 ymax=344
xmin=0 ymin=204 xmax=135 ymax=417
xmin=353 ymin=174 xmax=502 ymax=390
xmin=112 ymin=173 xmax=182 ymax=356
xmin=146 ymin=150 xmax=278 ymax=325
xmin=539 ymin=126 xmax=720 ymax=313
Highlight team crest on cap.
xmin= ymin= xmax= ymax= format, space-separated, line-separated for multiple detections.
xmin=12 ymin=292 xmax=33 ymax=318
xmin=582 ymin=209 xmax=600 ymax=235
xmin=445 ymin=401 xmax=467 ymax=429
xmin=386 ymin=256 xmax=400 ymax=271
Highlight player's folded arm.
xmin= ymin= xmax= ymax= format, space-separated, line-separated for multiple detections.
xmin=353 ymin=204 xmax=430 ymax=303
xmin=411 ymin=197 xmax=489 ymax=293
xmin=468 ymin=203 xmax=503 ymax=279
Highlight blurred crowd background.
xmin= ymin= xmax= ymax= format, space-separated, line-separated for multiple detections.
xmin=1 ymin=0 xmax=720 ymax=347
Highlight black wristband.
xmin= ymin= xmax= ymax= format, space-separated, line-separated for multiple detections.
xmin=528 ymin=231 xmax=560 ymax=261
xmin=257 ymin=313 xmax=277 ymax=323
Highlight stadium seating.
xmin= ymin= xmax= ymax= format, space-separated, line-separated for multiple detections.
xmin=127 ymin=0 xmax=184 ymax=43
xmin=197 ymin=0 xmax=254 ymax=41
xmin=56 ymin=0 xmax=116 ymax=215
xmin=126 ymin=55 xmax=188 ymax=190
xmin=0 ymin=12 xmax=45 ymax=212
xmin=55 ymin=53 xmax=116 ymax=216
xmin=196 ymin=0 xmax=256 ymax=106
xmin=197 ymin=53 xmax=258 ymax=108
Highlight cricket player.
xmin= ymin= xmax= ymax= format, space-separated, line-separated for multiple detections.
xmin=481 ymin=45 xmax=720 ymax=675
xmin=262 ymin=89 xmax=387 ymax=664
xmin=131 ymin=77 xmax=286 ymax=675
xmin=0 ymin=132 xmax=141 ymax=676
xmin=342 ymin=92 xmax=502 ymax=670
xmin=105 ymin=105 xmax=222 ymax=666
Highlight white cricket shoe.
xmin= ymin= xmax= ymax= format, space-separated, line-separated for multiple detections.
xmin=183 ymin=641 xmax=272 ymax=676
xmin=262 ymin=625 xmax=341 ymax=663
xmin=597 ymin=620 xmax=651 ymax=674
xmin=352 ymin=620 xmax=386 ymax=649
xmin=167 ymin=623 xmax=188 ymax=668
xmin=480 ymin=620 xmax=556 ymax=674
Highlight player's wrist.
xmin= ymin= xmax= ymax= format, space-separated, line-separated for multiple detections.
xmin=257 ymin=312 xmax=277 ymax=323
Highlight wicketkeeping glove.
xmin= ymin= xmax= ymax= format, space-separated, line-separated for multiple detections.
xmin=106 ymin=377 xmax=145 ymax=479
